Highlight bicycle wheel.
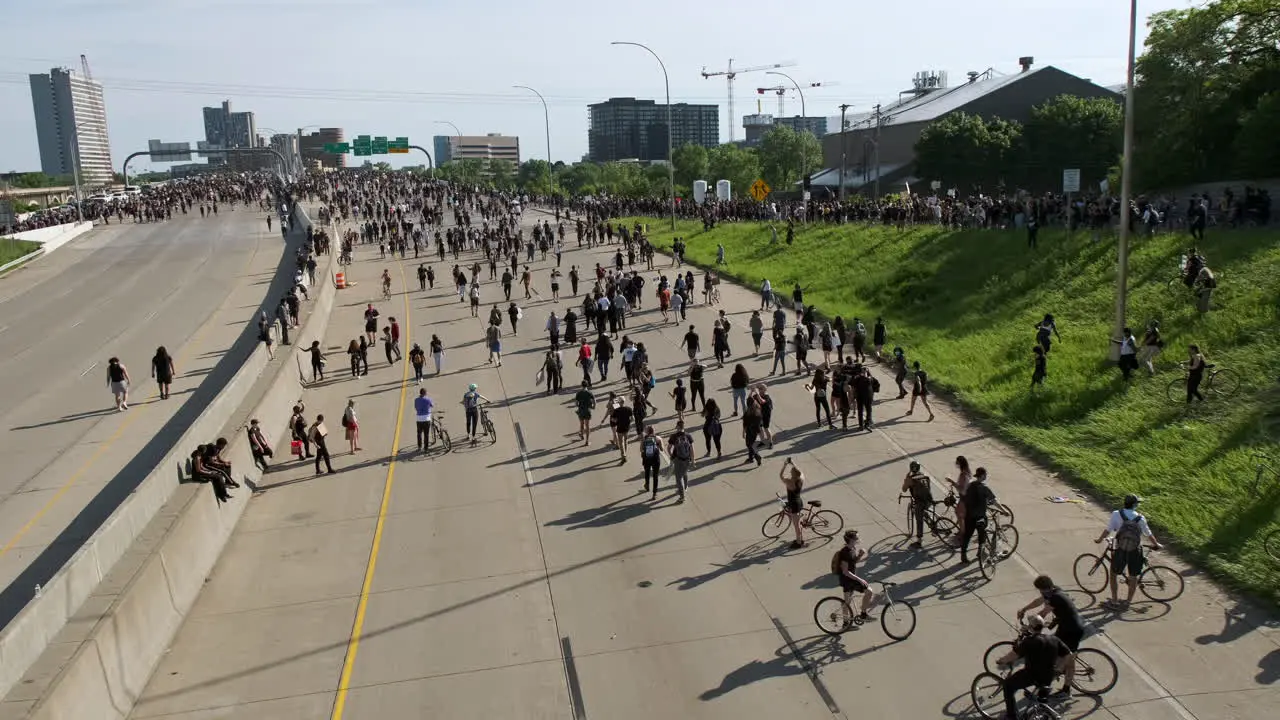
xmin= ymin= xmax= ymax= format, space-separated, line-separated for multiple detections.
xmin=484 ymin=418 xmax=497 ymax=444
xmin=978 ymin=534 xmax=1000 ymax=580
xmin=814 ymin=597 xmax=853 ymax=636
xmin=880 ymin=599 xmax=916 ymax=640
xmin=1071 ymin=647 xmax=1119 ymax=696
xmin=970 ymin=672 xmax=1006 ymax=720
xmin=1139 ymin=564 xmax=1185 ymax=602
xmin=983 ymin=641 xmax=1015 ymax=674
xmin=761 ymin=511 xmax=789 ymax=539
xmin=435 ymin=426 xmax=451 ymax=453
xmin=905 ymin=502 xmax=916 ymax=535
xmin=1072 ymin=553 xmax=1109 ymax=595
xmin=930 ymin=516 xmax=958 ymax=542
xmin=1209 ymin=368 xmax=1241 ymax=399
xmin=992 ymin=523 xmax=1020 ymax=556
xmin=1166 ymin=377 xmax=1187 ymax=403
xmin=809 ymin=509 xmax=844 ymax=538
xmin=1265 ymin=529 xmax=1280 ymax=562
xmin=996 ymin=503 xmax=1015 ymax=525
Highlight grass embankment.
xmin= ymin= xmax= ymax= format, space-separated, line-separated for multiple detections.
xmin=622 ymin=216 xmax=1280 ymax=600
xmin=0 ymin=238 xmax=41 ymax=267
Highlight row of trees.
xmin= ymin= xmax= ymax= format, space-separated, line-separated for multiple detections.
xmin=401 ymin=123 xmax=822 ymax=200
xmin=913 ymin=95 xmax=1124 ymax=195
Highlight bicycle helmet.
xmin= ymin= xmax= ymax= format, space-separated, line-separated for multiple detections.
xmin=468 ymin=383 xmax=478 ymax=391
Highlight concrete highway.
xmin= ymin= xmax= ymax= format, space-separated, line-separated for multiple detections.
xmin=128 ymin=211 xmax=1278 ymax=720
xmin=0 ymin=208 xmax=286 ymax=626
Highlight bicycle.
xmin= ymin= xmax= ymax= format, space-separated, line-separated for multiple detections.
xmin=970 ymin=668 xmax=1067 ymax=720
xmin=427 ymin=411 xmax=452 ymax=453
xmin=381 ymin=282 xmax=392 ymax=302
xmin=977 ymin=518 xmax=1019 ymax=581
xmin=1072 ymin=538 xmax=1185 ymax=602
xmin=814 ymin=581 xmax=916 ymax=640
xmin=1265 ymin=528 xmax=1280 ymax=563
xmin=761 ymin=496 xmax=843 ymax=539
xmin=981 ymin=617 xmax=1118 ymax=697
xmin=1164 ymin=363 xmax=1240 ymax=402
xmin=899 ymin=491 xmax=958 ymax=544
xmin=1248 ymin=452 xmax=1276 ymax=496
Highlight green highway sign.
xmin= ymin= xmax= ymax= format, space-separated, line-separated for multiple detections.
xmin=353 ymin=135 xmax=372 ymax=157
xmin=323 ymin=142 xmax=351 ymax=154
xmin=346 ymin=134 xmax=410 ymax=156
xmin=372 ymin=136 xmax=389 ymax=154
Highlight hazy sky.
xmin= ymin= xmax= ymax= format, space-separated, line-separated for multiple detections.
xmin=1 ymin=0 xmax=1190 ymax=174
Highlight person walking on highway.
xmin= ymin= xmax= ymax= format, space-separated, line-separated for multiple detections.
xmin=742 ymin=396 xmax=763 ymax=467
xmin=151 ymin=346 xmax=175 ymax=400
xmin=363 ymin=304 xmax=379 ymax=345
xmin=906 ymin=361 xmax=935 ymax=421
xmin=485 ymin=322 xmax=503 ymax=367
xmin=508 ymin=302 xmax=520 ymax=335
xmin=462 ymin=384 xmax=490 ymax=445
xmin=389 ymin=317 xmax=402 ymax=361
xmin=302 ymin=341 xmax=326 ymax=383
xmin=409 ymin=343 xmax=426 ymax=384
xmin=342 ymin=399 xmax=361 ymax=454
xmin=347 ymin=339 xmax=362 ymax=377
xmin=382 ymin=327 xmax=396 ymax=366
xmin=106 ymin=357 xmax=131 ymax=411
xmin=276 ymin=298 xmax=291 ymax=346
xmin=430 ymin=334 xmax=445 ymax=374
xmin=310 ymin=414 xmax=335 ymax=474
xmin=290 ymin=403 xmax=310 ymax=459
xmin=574 ymin=381 xmax=596 ymax=445
xmin=730 ymin=364 xmax=750 ymax=416
xmin=667 ymin=420 xmax=695 ymax=502
xmin=414 ymin=389 xmax=435 ymax=452
xmin=247 ymin=418 xmax=272 ymax=471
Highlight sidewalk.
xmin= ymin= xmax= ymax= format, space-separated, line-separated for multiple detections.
xmin=128 ymin=212 xmax=1278 ymax=720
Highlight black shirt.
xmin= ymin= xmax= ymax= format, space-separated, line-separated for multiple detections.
xmin=1016 ymin=634 xmax=1071 ymax=682
xmin=963 ymin=480 xmax=995 ymax=515
xmin=836 ymin=546 xmax=859 ymax=576
xmin=1043 ymin=588 xmax=1084 ymax=634
xmin=611 ymin=405 xmax=632 ymax=426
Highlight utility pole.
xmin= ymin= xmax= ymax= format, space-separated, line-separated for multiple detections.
xmin=1112 ymin=0 xmax=1139 ymax=361
xmin=838 ymin=104 xmax=850 ymax=201
xmin=872 ymin=104 xmax=882 ymax=199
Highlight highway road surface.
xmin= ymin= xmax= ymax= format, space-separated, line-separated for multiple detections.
xmin=0 ymin=209 xmax=287 ymax=626
xmin=128 ymin=211 xmax=1278 ymax=720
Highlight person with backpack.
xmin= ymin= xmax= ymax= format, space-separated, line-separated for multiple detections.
xmin=1095 ymin=494 xmax=1162 ymax=610
xmin=640 ymin=426 xmax=664 ymax=495
xmin=851 ymin=317 xmax=868 ymax=363
xmin=831 ymin=529 xmax=875 ymax=626
xmin=667 ymin=420 xmax=695 ymax=502
xmin=892 ymin=347 xmax=908 ymax=399
xmin=901 ymin=460 xmax=933 ymax=549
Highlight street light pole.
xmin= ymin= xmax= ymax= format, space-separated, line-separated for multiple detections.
xmin=513 ymin=85 xmax=553 ymax=193
xmin=68 ymin=119 xmax=103 ymax=224
xmin=1111 ymin=0 xmax=1139 ymax=361
xmin=434 ymin=121 xmax=462 ymax=165
xmin=612 ymin=41 xmax=675 ymax=231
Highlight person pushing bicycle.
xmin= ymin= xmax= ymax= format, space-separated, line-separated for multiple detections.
xmin=901 ymin=460 xmax=932 ymax=548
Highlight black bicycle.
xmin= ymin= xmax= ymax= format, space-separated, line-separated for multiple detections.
xmin=1164 ymin=363 xmax=1240 ymax=402
xmin=970 ymin=668 xmax=1066 ymax=720
xmin=981 ymin=619 xmax=1118 ymax=697
xmin=900 ymin=492 xmax=958 ymax=544
xmin=1072 ymin=538 xmax=1184 ymax=602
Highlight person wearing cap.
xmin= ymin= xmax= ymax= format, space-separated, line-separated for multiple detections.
xmin=832 ymin=529 xmax=874 ymax=626
xmin=992 ymin=614 xmax=1073 ymax=718
xmin=901 ymin=460 xmax=933 ymax=548
xmin=461 ymin=383 xmax=490 ymax=445
xmin=1095 ymin=494 xmax=1162 ymax=609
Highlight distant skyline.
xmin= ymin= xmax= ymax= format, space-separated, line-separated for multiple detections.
xmin=0 ymin=0 xmax=1190 ymax=175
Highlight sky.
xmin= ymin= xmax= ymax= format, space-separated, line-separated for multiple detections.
xmin=0 ymin=0 xmax=1193 ymax=175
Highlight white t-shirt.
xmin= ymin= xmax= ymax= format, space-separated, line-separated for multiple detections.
xmin=1105 ymin=509 xmax=1151 ymax=537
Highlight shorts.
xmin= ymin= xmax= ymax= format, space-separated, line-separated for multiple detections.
xmin=840 ymin=575 xmax=868 ymax=594
xmin=110 ymin=381 xmax=128 ymax=395
xmin=490 ymin=341 xmax=502 ymax=353
xmin=1055 ymin=626 xmax=1084 ymax=653
xmin=1110 ymin=548 xmax=1144 ymax=576
xmin=576 ymin=409 xmax=592 ymax=420
xmin=913 ymin=388 xmax=928 ymax=397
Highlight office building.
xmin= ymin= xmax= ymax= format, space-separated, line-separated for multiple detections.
xmin=202 ymin=100 xmax=258 ymax=165
xmin=299 ymin=128 xmax=346 ymax=169
xmin=740 ymin=113 xmax=829 ymax=147
xmin=29 ymin=67 xmax=114 ymax=185
xmin=774 ymin=115 xmax=828 ymax=138
xmin=588 ymin=98 xmax=719 ymax=162
xmin=433 ymin=134 xmax=520 ymax=165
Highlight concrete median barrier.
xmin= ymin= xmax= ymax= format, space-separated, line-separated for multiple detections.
xmin=0 ymin=206 xmax=341 ymax=719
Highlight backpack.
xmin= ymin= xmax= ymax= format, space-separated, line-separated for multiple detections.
xmin=1115 ymin=511 xmax=1143 ymax=552
xmin=642 ymin=436 xmax=660 ymax=458
xmin=672 ymin=432 xmax=693 ymax=461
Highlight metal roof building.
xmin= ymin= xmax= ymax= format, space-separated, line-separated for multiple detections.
xmin=815 ymin=61 xmax=1119 ymax=195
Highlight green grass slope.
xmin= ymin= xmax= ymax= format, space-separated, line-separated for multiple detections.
xmin=622 ymin=217 xmax=1280 ymax=599
xmin=0 ymin=239 xmax=40 ymax=267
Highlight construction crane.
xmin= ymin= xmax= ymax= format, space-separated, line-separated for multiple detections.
xmin=756 ymin=80 xmax=837 ymax=116
xmin=701 ymin=59 xmax=795 ymax=142
xmin=80 ymin=54 xmax=93 ymax=80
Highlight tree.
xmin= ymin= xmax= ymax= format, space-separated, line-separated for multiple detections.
xmin=559 ymin=162 xmax=602 ymax=196
xmin=758 ymin=125 xmax=822 ymax=192
xmin=707 ymin=144 xmax=761 ymax=198
xmin=644 ymin=164 xmax=671 ymax=198
xmin=9 ymin=172 xmax=71 ymax=189
xmin=1133 ymin=0 xmax=1280 ymax=187
xmin=372 ymin=161 xmax=393 ymax=172
xmin=488 ymin=159 xmax=516 ymax=190
xmin=914 ymin=112 xmax=1023 ymax=194
xmin=1023 ymin=95 xmax=1123 ymax=192
xmin=1233 ymin=91 xmax=1280 ymax=177
xmin=671 ymin=144 xmax=709 ymax=189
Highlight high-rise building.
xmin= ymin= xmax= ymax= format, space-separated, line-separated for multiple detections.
xmin=741 ymin=113 xmax=829 ymax=147
xmin=588 ymin=98 xmax=719 ymax=163
xmin=202 ymin=100 xmax=258 ymax=165
xmin=433 ymin=134 xmax=520 ymax=165
xmin=29 ymin=67 xmax=114 ymax=185
xmin=773 ymin=115 xmax=828 ymax=138
xmin=299 ymin=128 xmax=346 ymax=169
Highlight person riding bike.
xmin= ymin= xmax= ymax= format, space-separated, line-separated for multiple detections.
xmin=1015 ymin=575 xmax=1081 ymax=698
xmin=1094 ymin=494 xmax=1162 ymax=610
xmin=381 ymin=268 xmax=392 ymax=298
xmin=831 ymin=529 xmax=876 ymax=626
xmin=993 ymin=615 xmax=1072 ymax=720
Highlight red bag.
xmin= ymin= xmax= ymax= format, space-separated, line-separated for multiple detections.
xmin=290 ymin=440 xmax=303 ymax=457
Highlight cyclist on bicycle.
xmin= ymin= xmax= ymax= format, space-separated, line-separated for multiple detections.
xmin=381 ymin=269 xmax=392 ymax=297
xmin=993 ymin=615 xmax=1072 ymax=720
xmin=901 ymin=460 xmax=932 ymax=548
xmin=1015 ymin=575 xmax=1080 ymax=698
xmin=461 ymin=383 xmax=490 ymax=446
xmin=832 ymin=529 xmax=875 ymax=625
xmin=1095 ymin=494 xmax=1162 ymax=610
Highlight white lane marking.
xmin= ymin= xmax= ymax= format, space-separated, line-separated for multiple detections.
xmin=80 ymin=361 xmax=98 ymax=377
xmin=0 ymin=325 xmax=7 ymax=335
xmin=144 ymin=309 xmax=158 ymax=322
xmin=70 ymin=320 xmax=83 ymax=329
xmin=514 ymin=422 xmax=534 ymax=487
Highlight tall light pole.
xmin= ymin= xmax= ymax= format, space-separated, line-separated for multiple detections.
xmin=1112 ymin=0 xmax=1139 ymax=361
xmin=69 ymin=119 xmax=103 ymax=224
xmin=513 ymin=85 xmax=553 ymax=192
xmin=434 ymin=121 xmax=462 ymax=165
xmin=612 ymin=41 xmax=675 ymax=231
xmin=766 ymin=70 xmax=810 ymax=188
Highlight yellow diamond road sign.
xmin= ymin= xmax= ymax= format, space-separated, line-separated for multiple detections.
xmin=750 ymin=179 xmax=771 ymax=201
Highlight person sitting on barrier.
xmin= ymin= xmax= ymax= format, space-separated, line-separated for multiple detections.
xmin=207 ymin=438 xmax=241 ymax=489
xmin=191 ymin=445 xmax=233 ymax=503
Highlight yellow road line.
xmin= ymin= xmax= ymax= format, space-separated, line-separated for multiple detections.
xmin=330 ymin=259 xmax=413 ymax=719
xmin=0 ymin=227 xmax=264 ymax=559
